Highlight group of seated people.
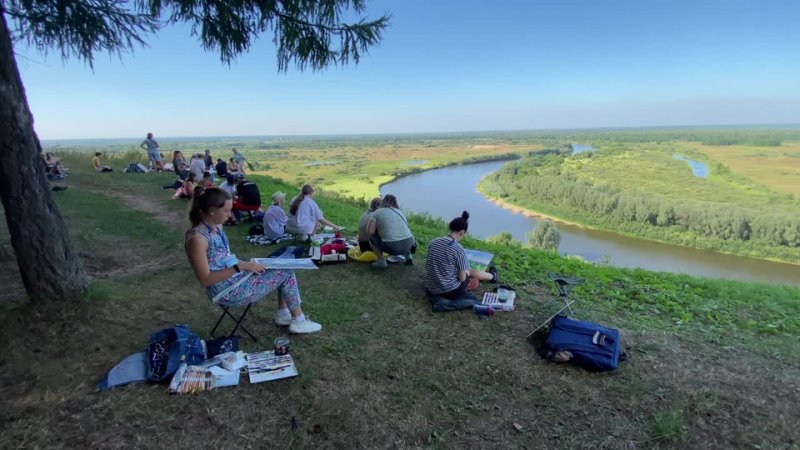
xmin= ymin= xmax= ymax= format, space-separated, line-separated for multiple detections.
xmin=185 ymin=182 xmax=497 ymax=336
xmin=357 ymin=194 xmax=416 ymax=268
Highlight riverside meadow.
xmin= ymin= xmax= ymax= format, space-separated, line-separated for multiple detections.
xmin=1 ymin=128 xmax=799 ymax=449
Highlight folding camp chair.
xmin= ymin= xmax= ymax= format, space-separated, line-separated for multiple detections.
xmin=210 ymin=303 xmax=258 ymax=341
xmin=528 ymin=272 xmax=585 ymax=337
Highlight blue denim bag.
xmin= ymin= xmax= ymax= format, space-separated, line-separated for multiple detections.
xmin=145 ymin=324 xmax=206 ymax=382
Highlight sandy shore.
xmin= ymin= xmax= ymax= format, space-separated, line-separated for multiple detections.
xmin=475 ymin=179 xmax=594 ymax=230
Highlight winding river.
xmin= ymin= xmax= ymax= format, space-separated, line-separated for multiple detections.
xmin=381 ymin=161 xmax=800 ymax=286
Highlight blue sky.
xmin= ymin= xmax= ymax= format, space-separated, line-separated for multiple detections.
xmin=13 ymin=0 xmax=800 ymax=139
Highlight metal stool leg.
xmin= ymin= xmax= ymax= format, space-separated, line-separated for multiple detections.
xmin=210 ymin=304 xmax=259 ymax=341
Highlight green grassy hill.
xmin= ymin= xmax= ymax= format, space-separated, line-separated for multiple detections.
xmin=1 ymin=153 xmax=799 ymax=448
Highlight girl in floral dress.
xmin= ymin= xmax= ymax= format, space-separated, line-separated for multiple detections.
xmin=185 ymin=187 xmax=321 ymax=334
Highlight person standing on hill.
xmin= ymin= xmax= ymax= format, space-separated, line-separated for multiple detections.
xmin=232 ymin=148 xmax=247 ymax=175
xmin=140 ymin=132 xmax=163 ymax=171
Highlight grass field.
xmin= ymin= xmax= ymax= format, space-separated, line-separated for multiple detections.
xmin=688 ymin=141 xmax=800 ymax=197
xmin=563 ymin=141 xmax=799 ymax=212
xmin=1 ymin=153 xmax=799 ymax=449
xmin=246 ymin=143 xmax=533 ymax=200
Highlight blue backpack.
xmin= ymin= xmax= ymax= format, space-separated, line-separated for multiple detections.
xmin=544 ymin=315 xmax=624 ymax=371
xmin=145 ymin=325 xmax=206 ymax=382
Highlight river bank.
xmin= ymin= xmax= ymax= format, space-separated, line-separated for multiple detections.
xmin=478 ymin=182 xmax=800 ymax=268
xmin=382 ymin=160 xmax=800 ymax=285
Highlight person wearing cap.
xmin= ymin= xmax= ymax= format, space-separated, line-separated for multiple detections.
xmin=264 ymin=191 xmax=289 ymax=239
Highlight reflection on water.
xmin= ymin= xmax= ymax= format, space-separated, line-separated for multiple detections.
xmin=381 ymin=161 xmax=799 ymax=286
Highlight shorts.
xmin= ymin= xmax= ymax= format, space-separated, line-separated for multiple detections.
xmin=369 ymin=235 xmax=414 ymax=256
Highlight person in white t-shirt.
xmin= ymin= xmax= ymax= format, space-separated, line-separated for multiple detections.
xmin=264 ymin=191 xmax=289 ymax=239
xmin=189 ymin=153 xmax=206 ymax=180
xmin=286 ymin=184 xmax=341 ymax=238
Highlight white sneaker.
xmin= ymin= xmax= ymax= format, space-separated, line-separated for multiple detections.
xmin=289 ymin=317 xmax=322 ymax=334
xmin=274 ymin=313 xmax=292 ymax=326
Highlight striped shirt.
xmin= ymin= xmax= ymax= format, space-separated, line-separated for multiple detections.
xmin=425 ymin=236 xmax=470 ymax=294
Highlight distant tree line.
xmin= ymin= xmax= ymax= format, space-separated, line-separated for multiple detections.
xmin=483 ymin=153 xmax=800 ymax=261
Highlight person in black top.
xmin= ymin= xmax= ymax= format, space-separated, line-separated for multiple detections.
xmin=215 ymin=158 xmax=228 ymax=177
xmin=203 ymin=149 xmax=214 ymax=170
xmin=231 ymin=174 xmax=262 ymax=223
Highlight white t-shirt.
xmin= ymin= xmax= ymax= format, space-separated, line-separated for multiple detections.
xmin=293 ymin=196 xmax=324 ymax=234
xmin=219 ymin=181 xmax=236 ymax=196
xmin=189 ymin=158 xmax=206 ymax=180
xmin=263 ymin=205 xmax=288 ymax=238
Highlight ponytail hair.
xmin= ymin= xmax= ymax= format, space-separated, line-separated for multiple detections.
xmin=289 ymin=184 xmax=315 ymax=215
xmin=189 ymin=187 xmax=232 ymax=227
xmin=448 ymin=210 xmax=470 ymax=233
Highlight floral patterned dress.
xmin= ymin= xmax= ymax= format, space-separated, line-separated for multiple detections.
xmin=187 ymin=224 xmax=302 ymax=309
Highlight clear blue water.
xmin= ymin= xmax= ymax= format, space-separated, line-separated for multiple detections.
xmin=673 ymin=154 xmax=709 ymax=178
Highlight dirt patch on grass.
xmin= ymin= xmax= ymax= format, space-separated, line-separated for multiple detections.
xmin=105 ymin=191 xmax=188 ymax=230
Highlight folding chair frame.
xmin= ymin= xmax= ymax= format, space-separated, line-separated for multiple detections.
xmin=528 ymin=272 xmax=585 ymax=337
xmin=210 ymin=303 xmax=258 ymax=341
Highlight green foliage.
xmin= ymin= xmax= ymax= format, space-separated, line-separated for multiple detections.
xmin=525 ymin=220 xmax=560 ymax=252
xmin=486 ymin=231 xmax=520 ymax=247
xmin=6 ymin=0 xmax=157 ymax=66
xmin=7 ymin=0 xmax=389 ymax=70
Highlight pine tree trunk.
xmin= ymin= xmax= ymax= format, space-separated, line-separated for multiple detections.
xmin=0 ymin=13 xmax=89 ymax=301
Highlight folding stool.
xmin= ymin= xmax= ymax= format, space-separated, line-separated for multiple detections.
xmin=210 ymin=303 xmax=258 ymax=341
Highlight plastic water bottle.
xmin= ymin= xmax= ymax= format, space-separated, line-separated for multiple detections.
xmin=473 ymin=304 xmax=495 ymax=316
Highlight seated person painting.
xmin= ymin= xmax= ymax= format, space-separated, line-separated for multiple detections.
xmin=91 ymin=152 xmax=112 ymax=172
xmin=285 ymin=184 xmax=341 ymax=239
xmin=231 ymin=174 xmax=262 ymax=219
xmin=43 ymin=152 xmax=66 ymax=179
xmin=172 ymin=172 xmax=197 ymax=199
xmin=264 ymin=191 xmax=289 ymax=239
xmin=424 ymin=211 xmax=497 ymax=299
xmin=357 ymin=197 xmax=382 ymax=253
xmin=184 ymin=188 xmax=321 ymax=334
xmin=366 ymin=195 xmax=416 ymax=268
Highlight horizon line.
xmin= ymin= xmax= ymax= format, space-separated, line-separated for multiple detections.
xmin=40 ymin=122 xmax=800 ymax=143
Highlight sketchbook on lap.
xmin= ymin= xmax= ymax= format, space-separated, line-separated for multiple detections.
xmin=251 ymin=258 xmax=319 ymax=270
xmin=464 ymin=249 xmax=494 ymax=271
xmin=246 ymin=351 xmax=299 ymax=383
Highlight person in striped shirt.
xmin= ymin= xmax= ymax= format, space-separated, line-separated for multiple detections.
xmin=425 ymin=211 xmax=497 ymax=299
